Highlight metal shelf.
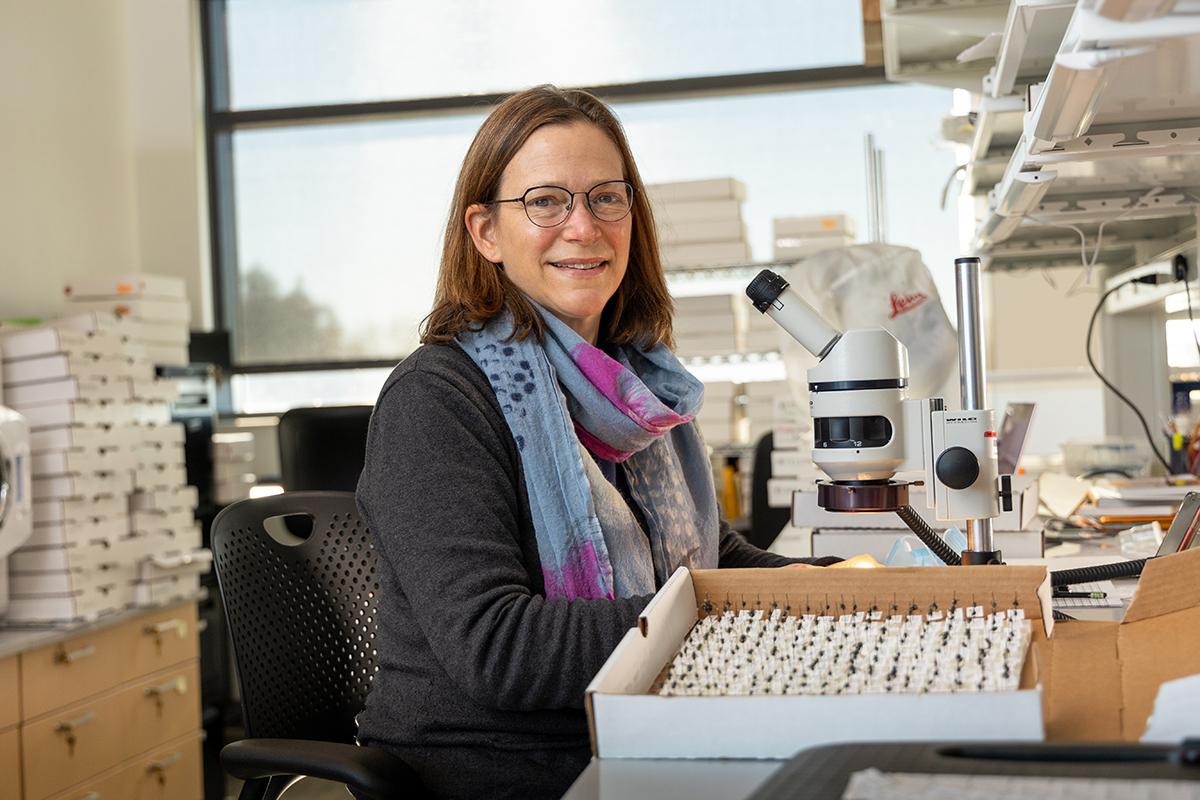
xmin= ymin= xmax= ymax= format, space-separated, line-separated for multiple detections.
xmin=967 ymin=3 xmax=1200 ymax=266
xmin=989 ymin=0 xmax=1075 ymax=98
xmin=881 ymin=0 xmax=1011 ymax=89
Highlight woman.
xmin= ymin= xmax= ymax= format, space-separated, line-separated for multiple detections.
xmin=355 ymin=85 xmax=840 ymax=800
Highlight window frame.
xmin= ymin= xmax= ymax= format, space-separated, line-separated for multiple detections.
xmin=199 ymin=0 xmax=885 ymax=376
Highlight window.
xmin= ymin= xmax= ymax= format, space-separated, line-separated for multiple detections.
xmin=204 ymin=1 xmax=958 ymax=413
xmin=224 ymin=0 xmax=865 ymax=109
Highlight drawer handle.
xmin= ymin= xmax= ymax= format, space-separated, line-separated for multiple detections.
xmin=143 ymin=618 xmax=188 ymax=654
xmin=145 ymin=676 xmax=187 ymax=711
xmin=147 ymin=751 xmax=182 ymax=773
xmin=55 ymin=710 xmax=96 ymax=756
xmin=55 ymin=710 xmax=97 ymax=734
xmin=144 ymin=618 xmax=188 ymax=638
xmin=54 ymin=643 xmax=97 ymax=664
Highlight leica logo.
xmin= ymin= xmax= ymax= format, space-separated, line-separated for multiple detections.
xmin=888 ymin=290 xmax=928 ymax=319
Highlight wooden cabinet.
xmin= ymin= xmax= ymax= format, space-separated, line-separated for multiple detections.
xmin=0 ymin=727 xmax=20 ymax=800
xmin=1 ymin=602 xmax=202 ymax=800
xmin=42 ymin=733 xmax=202 ymax=800
xmin=0 ymin=656 xmax=19 ymax=730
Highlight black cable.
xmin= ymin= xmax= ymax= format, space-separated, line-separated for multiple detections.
xmin=1086 ymin=282 xmax=1173 ymax=474
xmin=1049 ymin=558 xmax=1148 ymax=587
xmin=894 ymin=506 xmax=962 ymax=566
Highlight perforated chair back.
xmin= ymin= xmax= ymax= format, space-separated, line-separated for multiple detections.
xmin=211 ymin=491 xmax=380 ymax=743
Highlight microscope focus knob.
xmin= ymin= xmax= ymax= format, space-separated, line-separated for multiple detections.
xmin=936 ymin=447 xmax=979 ymax=490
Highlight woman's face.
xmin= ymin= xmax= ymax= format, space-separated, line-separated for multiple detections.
xmin=466 ymin=122 xmax=632 ymax=345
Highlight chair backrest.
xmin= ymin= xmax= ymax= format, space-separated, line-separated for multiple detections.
xmin=211 ymin=491 xmax=380 ymax=742
xmin=277 ymin=406 xmax=373 ymax=492
xmin=748 ymin=431 xmax=792 ymax=550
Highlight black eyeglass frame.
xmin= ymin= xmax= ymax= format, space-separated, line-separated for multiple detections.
xmin=485 ymin=180 xmax=636 ymax=228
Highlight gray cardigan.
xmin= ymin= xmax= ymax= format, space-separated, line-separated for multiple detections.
xmin=354 ymin=342 xmax=837 ymax=793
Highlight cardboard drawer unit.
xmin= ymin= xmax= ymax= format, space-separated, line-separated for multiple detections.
xmin=586 ymin=548 xmax=1200 ymax=760
xmin=1 ymin=601 xmax=202 ymax=800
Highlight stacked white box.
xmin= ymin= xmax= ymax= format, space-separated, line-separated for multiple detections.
xmin=772 ymin=214 xmax=856 ymax=261
xmin=1 ymin=322 xmax=141 ymax=622
xmin=63 ymin=273 xmax=191 ymax=367
xmin=672 ymin=294 xmax=744 ymax=359
xmin=213 ymin=431 xmax=256 ymax=505
xmin=742 ymin=381 xmax=821 ymax=511
xmin=650 ymin=179 xmax=752 ymax=270
xmin=0 ymin=282 xmax=202 ymax=621
xmin=694 ymin=381 xmax=738 ymax=447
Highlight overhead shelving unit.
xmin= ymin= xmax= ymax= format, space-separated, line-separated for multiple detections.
xmin=965 ymin=2 xmax=1200 ymax=272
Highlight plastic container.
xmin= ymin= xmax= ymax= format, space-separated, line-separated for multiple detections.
xmin=1062 ymin=438 xmax=1150 ymax=478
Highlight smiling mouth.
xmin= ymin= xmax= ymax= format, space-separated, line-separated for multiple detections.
xmin=549 ymin=260 xmax=608 ymax=272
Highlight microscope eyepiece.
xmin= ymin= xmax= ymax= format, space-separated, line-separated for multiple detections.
xmin=746 ymin=269 xmax=789 ymax=313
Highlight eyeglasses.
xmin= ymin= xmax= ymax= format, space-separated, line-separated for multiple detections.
xmin=487 ymin=180 xmax=635 ymax=228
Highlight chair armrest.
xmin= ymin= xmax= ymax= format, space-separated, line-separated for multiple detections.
xmin=222 ymin=738 xmax=422 ymax=799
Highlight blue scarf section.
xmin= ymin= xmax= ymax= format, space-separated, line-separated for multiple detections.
xmin=457 ymin=305 xmax=718 ymax=600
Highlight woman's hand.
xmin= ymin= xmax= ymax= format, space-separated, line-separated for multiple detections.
xmin=783 ymin=553 xmax=883 ymax=569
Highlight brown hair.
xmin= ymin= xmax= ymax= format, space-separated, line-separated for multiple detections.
xmin=420 ymin=85 xmax=673 ymax=349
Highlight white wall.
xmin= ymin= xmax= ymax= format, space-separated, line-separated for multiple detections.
xmin=0 ymin=0 xmax=210 ymax=327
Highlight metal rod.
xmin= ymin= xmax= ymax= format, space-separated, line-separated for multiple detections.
xmin=955 ymin=256 xmax=994 ymax=553
xmin=864 ymin=134 xmax=878 ymax=243
xmin=877 ymin=149 xmax=888 ymax=243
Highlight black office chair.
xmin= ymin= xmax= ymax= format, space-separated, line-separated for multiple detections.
xmin=277 ymin=406 xmax=373 ymax=492
xmin=211 ymin=491 xmax=423 ymax=800
xmin=748 ymin=432 xmax=792 ymax=550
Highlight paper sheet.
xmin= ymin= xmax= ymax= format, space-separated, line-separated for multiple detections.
xmin=842 ymin=769 xmax=1200 ymax=799
xmin=1142 ymin=673 xmax=1200 ymax=744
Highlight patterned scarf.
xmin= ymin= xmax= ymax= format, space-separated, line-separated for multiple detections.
xmin=458 ymin=304 xmax=718 ymax=599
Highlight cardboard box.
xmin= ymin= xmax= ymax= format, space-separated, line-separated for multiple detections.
xmin=3 ymin=585 xmax=127 ymax=623
xmin=134 ymin=573 xmax=201 ymax=606
xmin=792 ymin=478 xmax=1041 ymax=532
xmin=137 ymin=318 xmax=190 ymax=345
xmin=32 ymin=495 xmax=127 ymax=525
xmin=32 ymin=472 xmax=123 ymax=501
xmin=1036 ymin=549 xmax=1200 ymax=741
xmin=674 ymin=333 xmax=740 ymax=358
xmin=773 ymin=214 xmax=856 ymax=239
xmin=132 ymin=508 xmax=197 ymax=537
xmin=31 ymin=447 xmax=115 ymax=477
xmin=661 ymin=241 xmax=753 ymax=269
xmin=25 ymin=515 xmax=130 ymax=549
xmin=652 ymin=198 xmax=742 ymax=225
xmin=134 ymin=462 xmax=188 ymax=491
xmin=5 ymin=376 xmax=130 ymax=407
xmin=30 ymin=424 xmax=111 ymax=453
xmin=587 ymin=565 xmax=1051 ymax=759
xmin=9 ymin=539 xmax=124 ymax=572
xmin=586 ymin=551 xmax=1200 ymax=759
xmin=144 ymin=343 xmax=189 ymax=367
xmin=130 ymin=485 xmax=199 ymax=513
xmin=1 ymin=352 xmax=110 ymax=385
xmin=659 ymin=219 xmax=747 ymax=246
xmin=68 ymin=297 xmax=191 ymax=324
xmin=63 ymin=274 xmax=186 ymax=300
xmin=648 ymin=178 xmax=746 ymax=204
xmin=0 ymin=326 xmax=116 ymax=361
